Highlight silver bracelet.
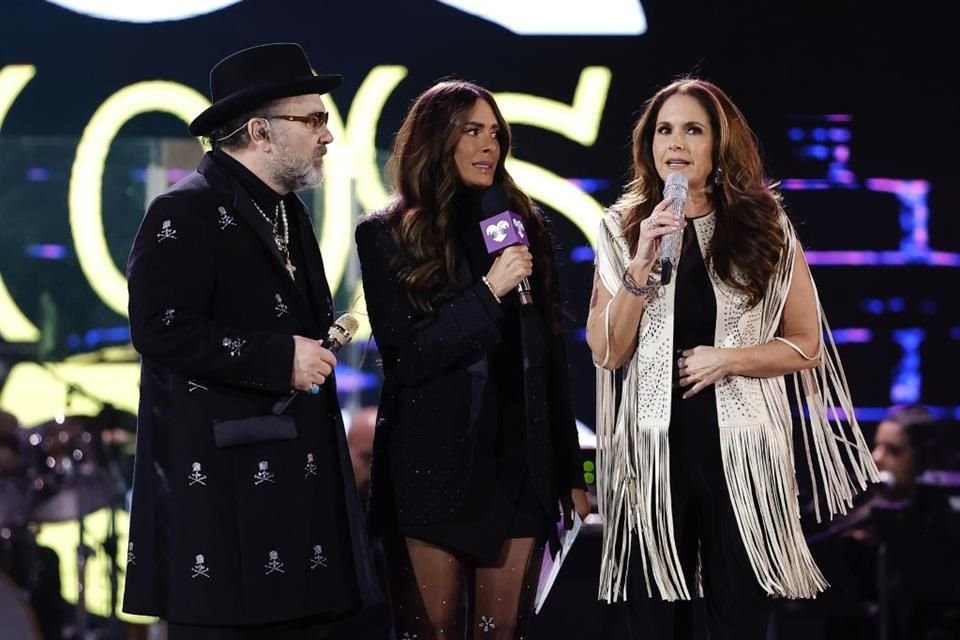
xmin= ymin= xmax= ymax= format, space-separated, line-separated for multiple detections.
xmin=622 ymin=270 xmax=658 ymax=298
xmin=481 ymin=276 xmax=501 ymax=303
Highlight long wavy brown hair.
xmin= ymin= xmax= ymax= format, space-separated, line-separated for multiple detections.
xmin=383 ymin=80 xmax=560 ymax=329
xmin=613 ymin=77 xmax=786 ymax=307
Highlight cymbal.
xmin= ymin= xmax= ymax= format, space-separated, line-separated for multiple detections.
xmin=23 ymin=415 xmax=131 ymax=522
xmin=29 ymin=475 xmax=118 ymax=523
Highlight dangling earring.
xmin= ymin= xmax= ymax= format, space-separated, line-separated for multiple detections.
xmin=712 ymin=166 xmax=723 ymax=186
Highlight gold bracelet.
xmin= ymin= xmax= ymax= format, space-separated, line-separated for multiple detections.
xmin=481 ymin=276 xmax=501 ymax=303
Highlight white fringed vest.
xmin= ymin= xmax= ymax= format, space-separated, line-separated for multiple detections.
xmin=594 ymin=209 xmax=879 ymax=602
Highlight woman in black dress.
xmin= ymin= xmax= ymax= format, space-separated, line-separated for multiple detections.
xmin=355 ymin=80 xmax=589 ymax=639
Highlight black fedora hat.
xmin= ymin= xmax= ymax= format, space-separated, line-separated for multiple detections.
xmin=189 ymin=42 xmax=342 ymax=137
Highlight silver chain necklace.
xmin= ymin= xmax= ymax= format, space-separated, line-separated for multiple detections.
xmin=251 ymin=199 xmax=296 ymax=280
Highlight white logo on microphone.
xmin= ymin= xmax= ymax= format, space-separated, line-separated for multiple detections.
xmin=486 ymin=220 xmax=511 ymax=243
xmin=512 ymin=218 xmax=526 ymax=239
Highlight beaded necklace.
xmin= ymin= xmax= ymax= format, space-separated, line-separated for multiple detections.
xmin=252 ymin=199 xmax=296 ymax=280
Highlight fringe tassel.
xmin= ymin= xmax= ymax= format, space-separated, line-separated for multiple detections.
xmin=596 ymin=364 xmax=626 ymax=601
xmin=819 ymin=312 xmax=878 ymax=492
xmin=640 ymin=426 xmax=690 ymax=601
xmin=763 ymin=219 xmax=879 ymax=525
xmin=595 ymin=361 xmax=690 ymax=602
xmin=780 ymin=276 xmax=879 ymax=524
xmin=719 ymin=425 xmax=829 ymax=598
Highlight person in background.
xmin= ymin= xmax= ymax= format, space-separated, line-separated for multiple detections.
xmin=871 ymin=404 xmax=938 ymax=500
xmin=812 ymin=405 xmax=959 ymax=640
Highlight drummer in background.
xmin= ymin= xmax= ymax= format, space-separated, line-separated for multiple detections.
xmin=0 ymin=409 xmax=68 ymax=640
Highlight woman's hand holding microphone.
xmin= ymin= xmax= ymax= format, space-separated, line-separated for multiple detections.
xmin=485 ymin=245 xmax=533 ymax=299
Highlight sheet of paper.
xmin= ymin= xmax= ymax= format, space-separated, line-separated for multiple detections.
xmin=534 ymin=512 xmax=583 ymax=614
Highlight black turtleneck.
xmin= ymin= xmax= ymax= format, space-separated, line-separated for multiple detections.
xmin=213 ymin=147 xmax=282 ymax=210
xmin=211 ymin=148 xmax=314 ymax=306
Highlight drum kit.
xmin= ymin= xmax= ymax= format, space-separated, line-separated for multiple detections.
xmin=0 ymin=406 xmax=136 ymax=639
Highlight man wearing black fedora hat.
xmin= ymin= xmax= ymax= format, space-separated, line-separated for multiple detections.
xmin=122 ymin=43 xmax=387 ymax=638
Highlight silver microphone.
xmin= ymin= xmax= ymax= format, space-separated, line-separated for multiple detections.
xmin=659 ymin=172 xmax=688 ymax=285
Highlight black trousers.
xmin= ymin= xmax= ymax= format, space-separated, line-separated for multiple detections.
xmin=604 ymin=392 xmax=772 ymax=640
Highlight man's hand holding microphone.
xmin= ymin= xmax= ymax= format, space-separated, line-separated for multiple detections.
xmin=289 ymin=313 xmax=358 ymax=396
xmin=290 ymin=336 xmax=337 ymax=393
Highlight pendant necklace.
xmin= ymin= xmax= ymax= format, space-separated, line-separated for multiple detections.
xmin=252 ymin=199 xmax=296 ymax=280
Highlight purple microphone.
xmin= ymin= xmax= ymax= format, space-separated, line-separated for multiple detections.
xmin=480 ymin=185 xmax=533 ymax=305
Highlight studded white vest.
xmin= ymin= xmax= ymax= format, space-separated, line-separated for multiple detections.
xmin=594 ymin=209 xmax=878 ymax=602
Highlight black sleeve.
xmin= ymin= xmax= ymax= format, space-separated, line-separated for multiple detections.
xmin=540 ymin=224 xmax=586 ymax=490
xmin=127 ymin=194 xmax=294 ymax=392
xmin=547 ymin=332 xmax=587 ymax=490
xmin=355 ymin=215 xmax=504 ymax=387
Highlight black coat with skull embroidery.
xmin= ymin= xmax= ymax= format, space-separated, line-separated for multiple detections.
xmin=122 ymin=152 xmax=383 ymax=627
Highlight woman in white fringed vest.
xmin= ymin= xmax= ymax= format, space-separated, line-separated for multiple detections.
xmin=585 ymin=76 xmax=879 ymax=639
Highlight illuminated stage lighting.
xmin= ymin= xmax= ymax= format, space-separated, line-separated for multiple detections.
xmin=26 ymin=244 xmax=68 ymax=260
xmin=437 ymin=0 xmax=647 ymax=35
xmin=44 ymin=0 xmax=243 ymax=23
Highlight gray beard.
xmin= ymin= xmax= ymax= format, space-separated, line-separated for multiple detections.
xmin=268 ymin=134 xmax=325 ymax=192
xmin=271 ymin=161 xmax=323 ymax=193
